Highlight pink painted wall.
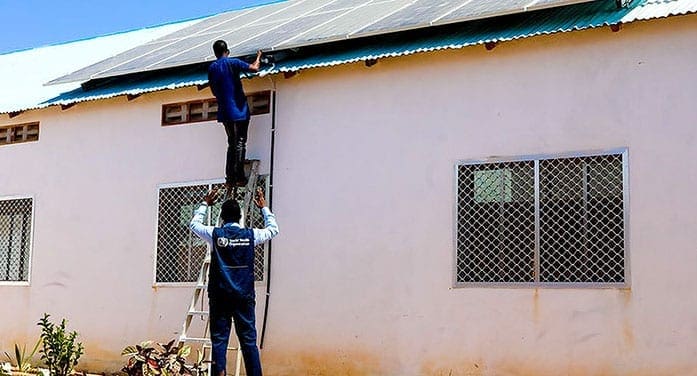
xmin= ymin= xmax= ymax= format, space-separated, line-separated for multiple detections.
xmin=263 ymin=15 xmax=697 ymax=375
xmin=0 ymin=13 xmax=696 ymax=376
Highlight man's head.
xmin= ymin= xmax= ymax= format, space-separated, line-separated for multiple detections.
xmin=213 ymin=40 xmax=229 ymax=59
xmin=220 ymin=199 xmax=242 ymax=224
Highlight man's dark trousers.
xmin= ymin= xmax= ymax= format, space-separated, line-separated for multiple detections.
xmin=223 ymin=120 xmax=250 ymax=185
xmin=209 ymin=294 xmax=261 ymax=376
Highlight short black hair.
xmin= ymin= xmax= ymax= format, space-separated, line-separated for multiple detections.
xmin=220 ymin=199 xmax=241 ymax=224
xmin=213 ymin=40 xmax=229 ymax=58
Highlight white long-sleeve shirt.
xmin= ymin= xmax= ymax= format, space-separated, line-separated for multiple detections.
xmin=189 ymin=203 xmax=279 ymax=247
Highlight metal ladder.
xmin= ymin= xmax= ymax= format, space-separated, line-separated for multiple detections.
xmin=177 ymin=160 xmax=261 ymax=376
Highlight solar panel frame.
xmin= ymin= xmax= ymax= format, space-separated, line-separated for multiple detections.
xmin=48 ymin=0 xmax=602 ymax=85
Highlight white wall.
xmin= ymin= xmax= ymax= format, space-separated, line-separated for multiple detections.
xmin=0 ymin=82 xmax=273 ymax=371
xmin=263 ymin=15 xmax=697 ymax=375
xmin=0 ymin=13 xmax=696 ymax=376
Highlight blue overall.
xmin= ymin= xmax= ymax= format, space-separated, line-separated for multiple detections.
xmin=209 ymin=224 xmax=261 ymax=376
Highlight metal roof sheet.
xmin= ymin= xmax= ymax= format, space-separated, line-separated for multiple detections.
xmin=3 ymin=0 xmax=696 ymax=114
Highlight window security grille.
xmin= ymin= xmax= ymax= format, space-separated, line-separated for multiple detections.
xmin=0 ymin=122 xmax=39 ymax=146
xmin=0 ymin=198 xmax=32 ymax=282
xmin=161 ymin=91 xmax=271 ymax=126
xmin=156 ymin=178 xmax=268 ymax=283
xmin=456 ymin=151 xmax=627 ymax=287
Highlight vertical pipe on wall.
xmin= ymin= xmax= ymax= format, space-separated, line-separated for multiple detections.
xmin=260 ymin=89 xmax=277 ymax=349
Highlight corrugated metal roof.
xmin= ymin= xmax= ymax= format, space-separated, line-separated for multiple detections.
xmin=0 ymin=20 xmax=198 ymax=114
xmin=45 ymin=70 xmax=209 ymax=107
xmin=4 ymin=0 xmax=697 ymax=114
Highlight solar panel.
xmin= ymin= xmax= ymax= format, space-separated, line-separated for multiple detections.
xmin=231 ymin=11 xmax=349 ymax=57
xmin=438 ymin=0 xmax=537 ymax=23
xmin=48 ymin=0 xmax=601 ymax=85
xmin=146 ymin=25 xmax=271 ymax=70
xmin=158 ymin=8 xmax=258 ymax=40
xmin=356 ymin=0 xmax=461 ymax=35
xmin=283 ymin=0 xmax=414 ymax=45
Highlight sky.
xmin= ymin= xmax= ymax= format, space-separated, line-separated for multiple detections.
xmin=0 ymin=0 xmax=278 ymax=54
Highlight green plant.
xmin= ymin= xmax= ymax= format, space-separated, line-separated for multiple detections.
xmin=4 ymin=339 xmax=41 ymax=372
xmin=0 ymin=362 xmax=11 ymax=376
xmin=37 ymin=314 xmax=84 ymax=376
xmin=121 ymin=340 xmax=206 ymax=376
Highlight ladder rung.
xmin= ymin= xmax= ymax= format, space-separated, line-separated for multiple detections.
xmin=188 ymin=310 xmax=209 ymax=317
xmin=181 ymin=337 xmax=239 ymax=351
xmin=180 ymin=337 xmax=211 ymax=344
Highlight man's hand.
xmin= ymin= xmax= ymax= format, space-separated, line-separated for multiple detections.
xmin=204 ymin=188 xmax=219 ymax=206
xmin=249 ymin=50 xmax=262 ymax=72
xmin=254 ymin=187 xmax=267 ymax=208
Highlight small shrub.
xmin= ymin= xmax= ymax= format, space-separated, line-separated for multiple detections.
xmin=4 ymin=340 xmax=41 ymax=373
xmin=121 ymin=340 xmax=206 ymax=376
xmin=0 ymin=362 xmax=11 ymax=376
xmin=37 ymin=314 xmax=84 ymax=376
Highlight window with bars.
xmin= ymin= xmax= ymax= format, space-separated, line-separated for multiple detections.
xmin=156 ymin=179 xmax=268 ymax=283
xmin=455 ymin=150 xmax=627 ymax=287
xmin=0 ymin=198 xmax=33 ymax=282
xmin=0 ymin=122 xmax=39 ymax=146
xmin=161 ymin=91 xmax=271 ymax=126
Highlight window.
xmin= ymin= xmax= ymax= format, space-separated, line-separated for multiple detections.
xmin=455 ymin=150 xmax=627 ymax=287
xmin=156 ymin=179 xmax=268 ymax=283
xmin=0 ymin=198 xmax=33 ymax=282
xmin=161 ymin=91 xmax=272 ymax=126
xmin=0 ymin=122 xmax=39 ymax=146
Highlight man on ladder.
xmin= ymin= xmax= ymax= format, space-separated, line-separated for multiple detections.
xmin=208 ymin=40 xmax=263 ymax=196
xmin=190 ymin=187 xmax=279 ymax=376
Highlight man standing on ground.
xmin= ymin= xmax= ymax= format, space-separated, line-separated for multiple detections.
xmin=190 ymin=187 xmax=279 ymax=376
xmin=208 ymin=40 xmax=262 ymax=190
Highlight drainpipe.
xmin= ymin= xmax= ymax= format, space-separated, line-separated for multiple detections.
xmin=260 ymin=87 xmax=277 ymax=348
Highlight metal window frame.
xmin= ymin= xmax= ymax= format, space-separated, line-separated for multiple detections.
xmin=0 ymin=195 xmax=35 ymax=286
xmin=452 ymin=147 xmax=630 ymax=289
xmin=152 ymin=178 xmax=270 ymax=287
